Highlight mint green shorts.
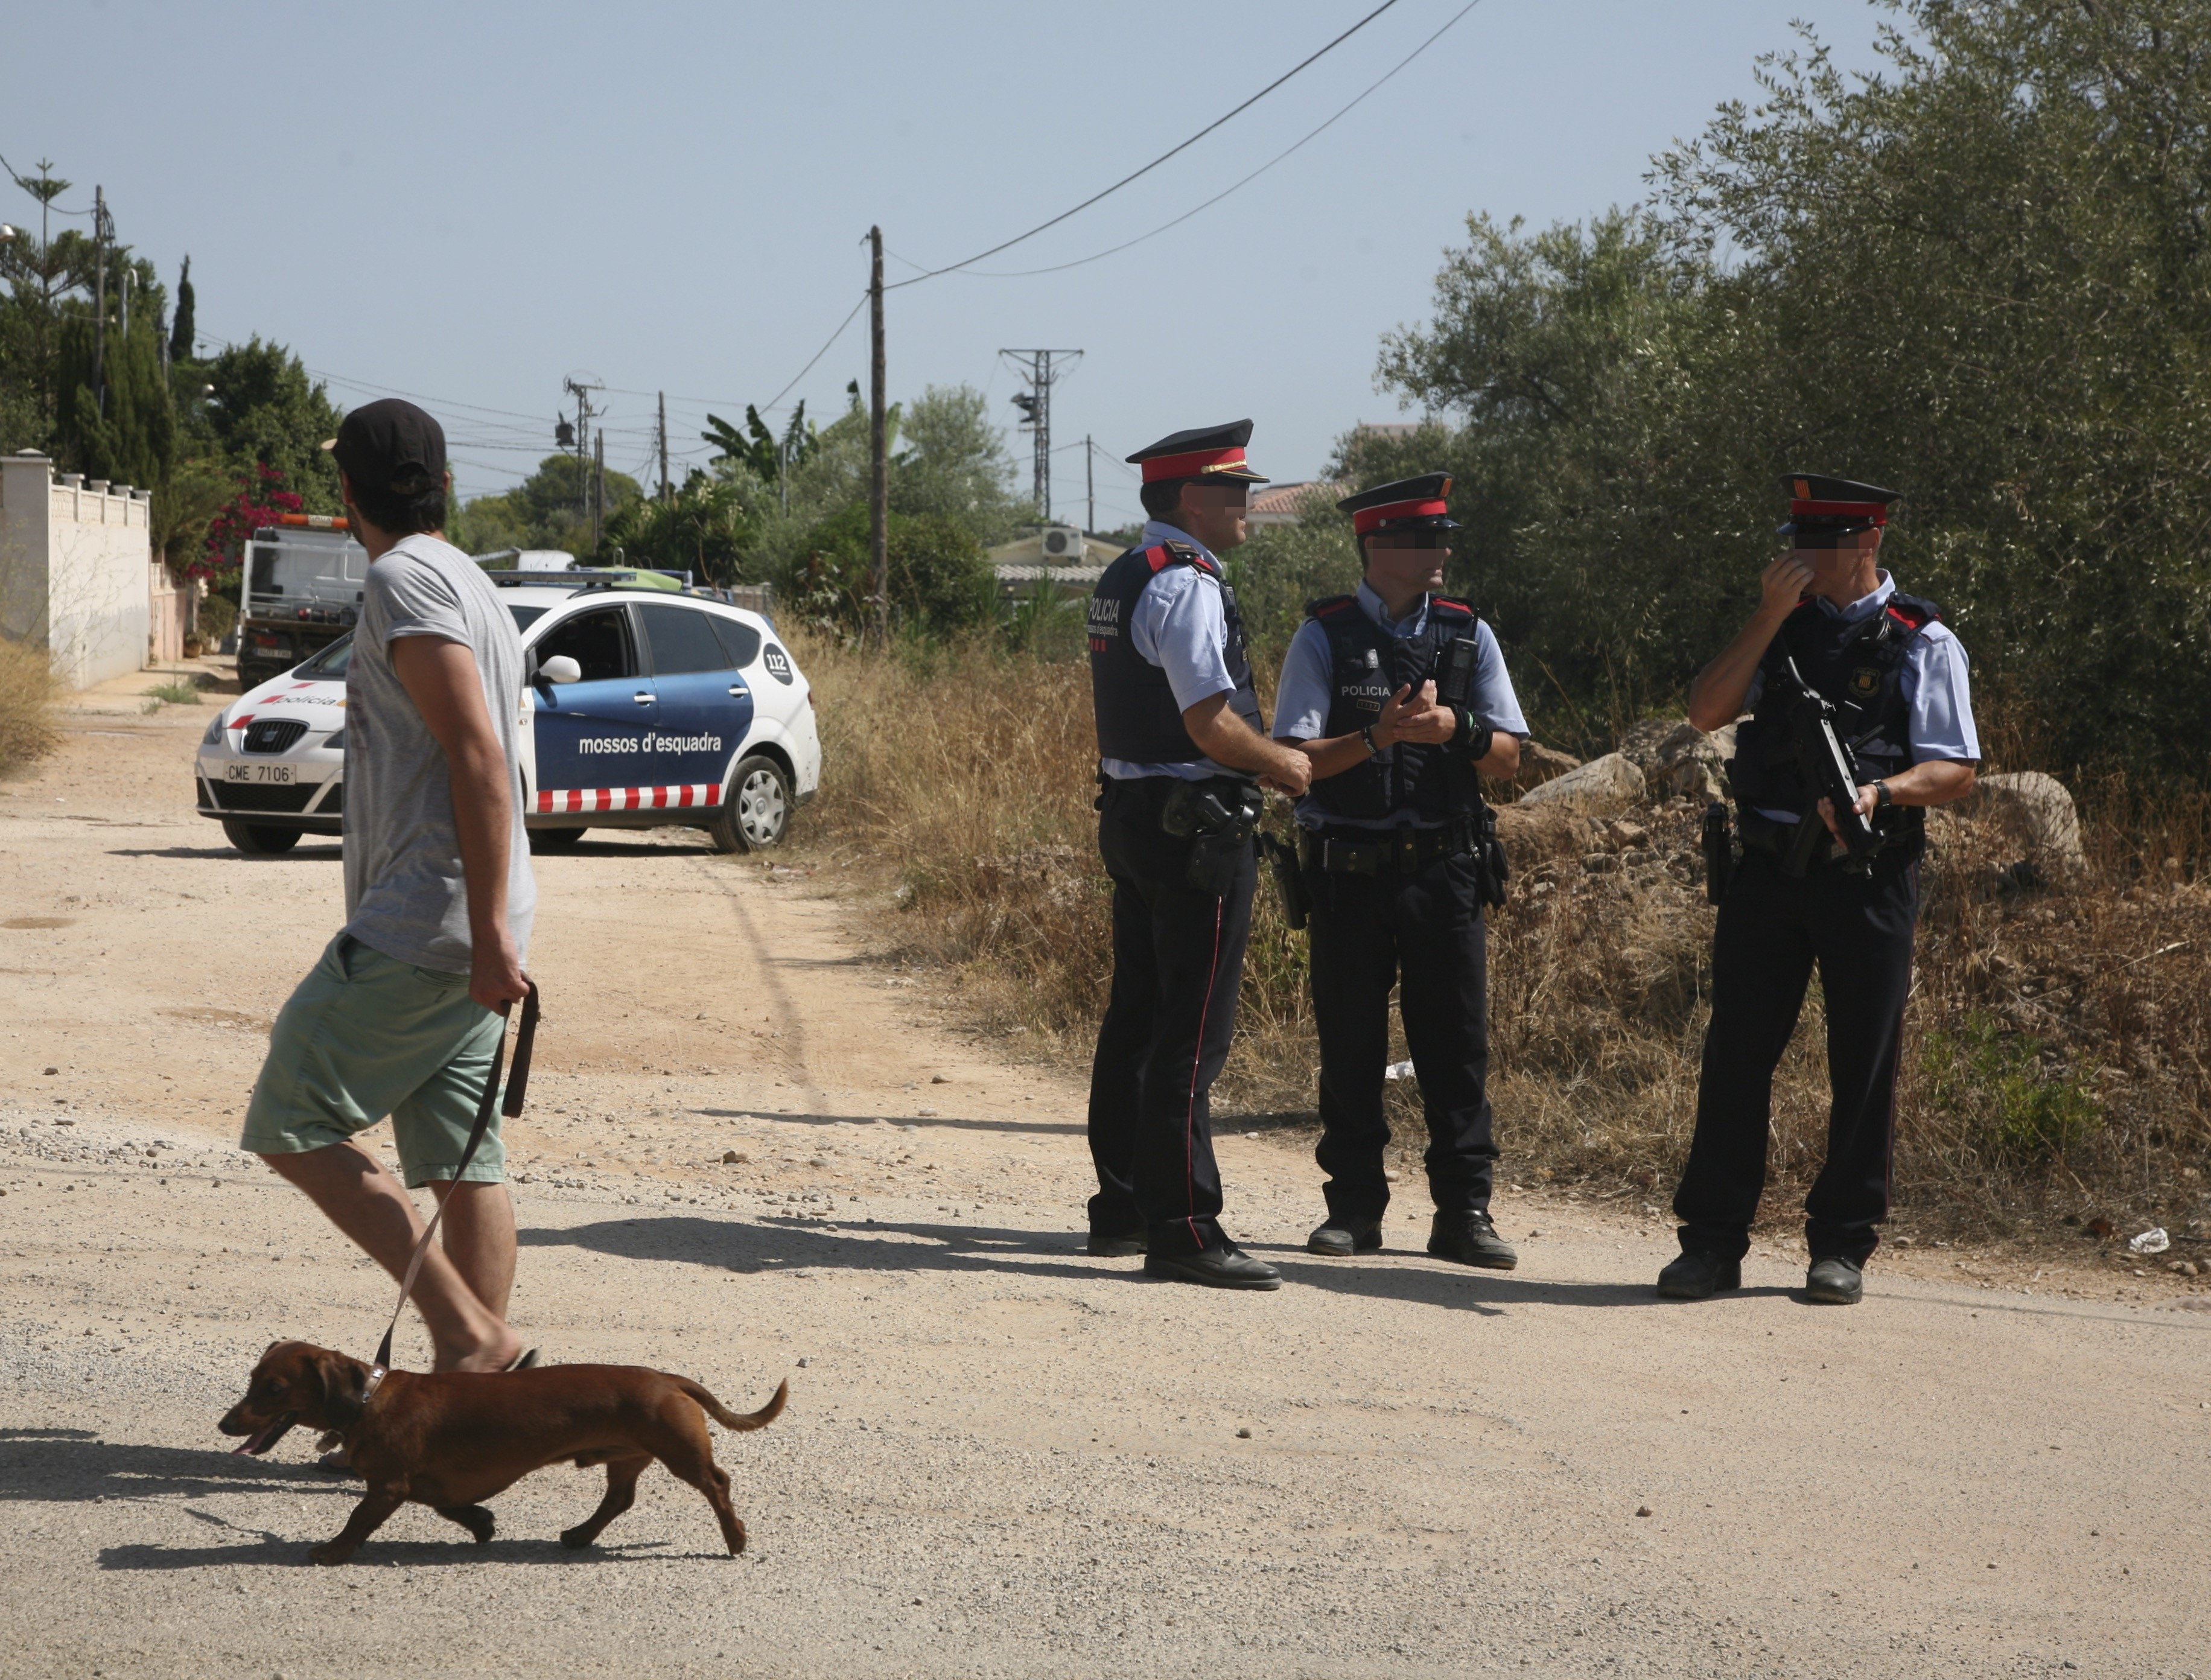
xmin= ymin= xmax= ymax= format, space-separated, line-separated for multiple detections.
xmin=241 ymin=934 xmax=507 ymax=1188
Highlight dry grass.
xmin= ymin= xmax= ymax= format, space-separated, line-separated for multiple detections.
xmin=784 ymin=627 xmax=2211 ymax=1252
xmin=0 ymin=637 xmax=58 ymax=774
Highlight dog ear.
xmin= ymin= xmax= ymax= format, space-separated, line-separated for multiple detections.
xmin=313 ymin=1350 xmax=368 ymax=1430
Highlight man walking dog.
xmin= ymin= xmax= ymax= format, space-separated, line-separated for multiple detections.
xmin=241 ymin=398 xmax=536 ymax=1373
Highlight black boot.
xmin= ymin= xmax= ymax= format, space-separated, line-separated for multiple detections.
xmin=1085 ymin=1229 xmax=1145 ymax=1258
xmin=1805 ymin=1256 xmax=1864 ymax=1305
xmin=1656 ymin=1249 xmax=1742 ymax=1300
xmin=1427 ymin=1211 xmax=1517 ymax=1270
xmin=1143 ymin=1244 xmax=1282 ymax=1291
xmin=1306 ymin=1219 xmax=1382 ymax=1257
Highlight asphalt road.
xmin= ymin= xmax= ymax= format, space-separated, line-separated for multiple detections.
xmin=1 ymin=665 xmax=2206 ymax=1679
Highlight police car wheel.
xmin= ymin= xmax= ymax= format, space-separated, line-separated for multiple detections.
xmin=530 ymin=825 xmax=587 ymax=852
xmin=221 ymin=820 xmax=302 ymax=856
xmin=708 ymin=756 xmax=791 ymax=853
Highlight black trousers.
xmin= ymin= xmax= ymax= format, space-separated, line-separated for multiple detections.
xmin=1675 ymin=846 xmax=1921 ymax=1264
xmin=1305 ymin=848 xmax=1498 ymax=1225
xmin=1085 ymin=783 xmax=1256 ymax=1256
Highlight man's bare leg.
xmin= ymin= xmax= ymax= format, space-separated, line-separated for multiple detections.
xmin=428 ymin=1179 xmax=517 ymax=1322
xmin=259 ymin=1141 xmax=523 ymax=1372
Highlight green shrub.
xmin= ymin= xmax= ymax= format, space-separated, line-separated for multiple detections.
xmin=1923 ymin=1010 xmax=2102 ymax=1165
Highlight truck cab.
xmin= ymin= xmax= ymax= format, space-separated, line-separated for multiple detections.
xmin=237 ymin=516 xmax=367 ymax=691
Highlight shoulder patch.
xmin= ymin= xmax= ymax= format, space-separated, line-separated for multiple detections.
xmin=1146 ymin=541 xmax=1214 ymax=575
xmin=1429 ymin=596 xmax=1476 ymax=620
xmin=1305 ymin=594 xmax=1358 ymax=619
xmin=1883 ymin=590 xmax=1943 ymax=632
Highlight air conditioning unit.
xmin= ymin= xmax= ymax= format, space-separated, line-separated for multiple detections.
xmin=1040 ymin=526 xmax=1086 ymax=561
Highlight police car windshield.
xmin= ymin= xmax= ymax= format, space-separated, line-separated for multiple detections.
xmin=508 ymin=605 xmax=549 ymax=632
xmin=293 ymin=635 xmax=354 ymax=679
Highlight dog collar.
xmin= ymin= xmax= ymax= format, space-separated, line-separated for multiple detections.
xmin=361 ymin=1363 xmax=387 ymax=1404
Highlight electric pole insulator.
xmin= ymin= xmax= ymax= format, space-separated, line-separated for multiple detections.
xmin=555 ymin=419 xmax=575 ymax=448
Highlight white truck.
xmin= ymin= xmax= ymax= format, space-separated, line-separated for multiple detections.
xmin=235 ymin=514 xmax=368 ymax=692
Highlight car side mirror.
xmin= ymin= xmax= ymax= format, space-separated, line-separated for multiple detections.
xmin=538 ymin=655 xmax=582 ymax=685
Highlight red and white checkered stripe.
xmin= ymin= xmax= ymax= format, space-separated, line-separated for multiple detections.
xmin=535 ymin=784 xmax=720 ymax=815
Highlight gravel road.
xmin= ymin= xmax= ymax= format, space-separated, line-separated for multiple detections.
xmin=2 ymin=665 xmax=2206 ymax=1679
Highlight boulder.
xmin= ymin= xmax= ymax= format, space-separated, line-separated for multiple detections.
xmin=1967 ymin=771 xmax=2087 ymax=873
xmin=1494 ymin=803 xmax=1596 ymax=867
xmin=1516 ymin=751 xmax=1646 ymax=815
xmin=1511 ymin=740 xmax=1583 ymax=792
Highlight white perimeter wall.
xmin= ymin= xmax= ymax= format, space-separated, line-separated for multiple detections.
xmin=0 ymin=453 xmax=152 ymax=689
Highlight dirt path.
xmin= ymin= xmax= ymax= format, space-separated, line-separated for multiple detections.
xmin=3 ymin=666 xmax=2207 ymax=1679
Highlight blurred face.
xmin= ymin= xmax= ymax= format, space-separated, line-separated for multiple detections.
xmin=1792 ymin=525 xmax=1883 ymax=599
xmin=1362 ymin=529 xmax=1452 ymax=597
xmin=1172 ymin=480 xmax=1251 ymax=553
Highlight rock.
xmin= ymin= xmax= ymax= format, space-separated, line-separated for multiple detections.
xmin=1970 ymin=771 xmax=2087 ymax=873
xmin=1636 ymin=1505 xmax=1653 ymax=1518
xmin=1617 ymin=718 xmax=1682 ymax=777
xmin=1494 ymin=803 xmax=1596 ymax=866
xmin=1603 ymin=819 xmax=1650 ymax=850
xmin=722 ymin=1150 xmax=747 ymax=1164
xmin=1519 ymin=752 xmax=1646 ymax=814
xmin=1235 ymin=1427 xmax=1252 ymax=1439
xmin=1513 ymin=741 xmax=1582 ymax=791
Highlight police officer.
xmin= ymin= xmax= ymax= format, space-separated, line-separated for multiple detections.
xmin=1271 ymin=475 xmax=1527 ymax=1268
xmin=1084 ymin=421 xmax=1314 ymax=1291
xmin=1662 ymin=475 xmax=1979 ymax=1306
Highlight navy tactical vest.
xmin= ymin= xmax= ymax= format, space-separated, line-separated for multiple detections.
xmin=1088 ymin=541 xmax=1262 ymax=767
xmin=1305 ymin=593 xmax=1490 ymax=824
xmin=1729 ymin=588 xmax=1944 ymax=845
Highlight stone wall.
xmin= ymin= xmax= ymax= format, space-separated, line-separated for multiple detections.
xmin=0 ymin=451 xmax=153 ymax=689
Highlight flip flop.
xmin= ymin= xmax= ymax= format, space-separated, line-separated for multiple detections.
xmin=507 ymin=1348 xmax=541 ymax=1370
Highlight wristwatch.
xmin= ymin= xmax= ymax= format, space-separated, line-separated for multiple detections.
xmin=1361 ymin=724 xmax=1380 ymax=757
xmin=1873 ymin=780 xmax=1894 ymax=809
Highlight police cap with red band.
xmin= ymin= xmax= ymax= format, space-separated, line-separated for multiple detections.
xmin=1126 ymin=419 xmax=1270 ymax=485
xmin=1338 ymin=472 xmax=1459 ymax=536
xmin=1779 ymin=472 xmax=1900 ymax=535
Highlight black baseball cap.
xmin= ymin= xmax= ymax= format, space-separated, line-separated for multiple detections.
xmin=324 ymin=398 xmax=447 ymax=497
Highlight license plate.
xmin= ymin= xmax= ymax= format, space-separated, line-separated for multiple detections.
xmin=224 ymin=762 xmax=296 ymax=784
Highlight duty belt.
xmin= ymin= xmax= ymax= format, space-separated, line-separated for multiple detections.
xmin=1735 ymin=810 xmax=1845 ymax=867
xmin=1300 ymin=824 xmax=1469 ymax=877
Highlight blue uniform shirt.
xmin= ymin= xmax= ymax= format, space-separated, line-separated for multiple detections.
xmin=1099 ymin=520 xmax=1245 ymax=783
xmin=1273 ymin=581 xmax=1529 ymax=831
xmin=1745 ymin=570 xmax=1979 ymax=822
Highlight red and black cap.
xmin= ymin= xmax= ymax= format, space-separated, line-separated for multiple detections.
xmin=1126 ymin=419 xmax=1269 ymax=485
xmin=1779 ymin=472 xmax=1898 ymax=536
xmin=1338 ymin=472 xmax=1457 ymax=536
xmin=323 ymin=398 xmax=448 ymax=498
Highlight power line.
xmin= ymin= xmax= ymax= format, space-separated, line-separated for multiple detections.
xmin=931 ymin=0 xmax=1489 ymax=279
xmin=885 ymin=0 xmax=1402 ymax=290
xmin=759 ymin=291 xmax=870 ymax=413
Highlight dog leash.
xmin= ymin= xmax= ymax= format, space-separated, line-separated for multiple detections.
xmin=367 ymin=978 xmax=541 ymax=1381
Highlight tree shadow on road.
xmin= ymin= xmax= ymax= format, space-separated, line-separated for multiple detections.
xmin=521 ymin=1212 xmax=1112 ymax=1288
xmin=520 ymin=1212 xmax=1765 ymax=1315
xmin=689 ymin=1107 xmax=1084 ymax=1136
xmin=0 ymin=1429 xmax=343 ymax=1506
xmin=98 ymin=1532 xmax=685 ymax=1570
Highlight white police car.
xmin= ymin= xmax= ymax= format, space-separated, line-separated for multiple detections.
xmin=194 ymin=580 xmax=821 ymax=856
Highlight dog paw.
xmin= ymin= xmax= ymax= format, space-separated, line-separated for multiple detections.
xmin=558 ymin=1527 xmax=593 ymax=1550
xmin=308 ymin=1544 xmax=351 ymax=1566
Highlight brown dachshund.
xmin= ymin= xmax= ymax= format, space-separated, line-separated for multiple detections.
xmin=218 ymin=1340 xmax=787 ymax=1564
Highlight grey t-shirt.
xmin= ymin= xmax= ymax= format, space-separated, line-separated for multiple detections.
xmin=342 ymin=533 xmax=536 ymax=973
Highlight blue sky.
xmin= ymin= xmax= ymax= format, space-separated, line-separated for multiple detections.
xmin=10 ymin=1 xmax=1897 ymax=528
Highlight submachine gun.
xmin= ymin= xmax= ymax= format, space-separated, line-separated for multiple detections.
xmin=1778 ymin=654 xmax=1882 ymax=878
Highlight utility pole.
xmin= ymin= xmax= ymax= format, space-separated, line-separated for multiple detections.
xmin=868 ymin=224 xmax=888 ymax=649
xmin=1000 ymin=349 xmax=1082 ymax=522
xmin=658 ymin=390 xmax=670 ymax=501
xmin=562 ymin=375 xmax=602 ymax=538
xmin=592 ymin=430 xmax=605 ymax=555
xmin=92 ymin=186 xmax=110 ymax=416
xmin=1086 ymin=434 xmax=1095 ymax=535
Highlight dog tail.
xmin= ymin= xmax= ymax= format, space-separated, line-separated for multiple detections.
xmin=676 ymin=1375 xmax=789 ymax=1433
